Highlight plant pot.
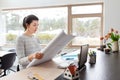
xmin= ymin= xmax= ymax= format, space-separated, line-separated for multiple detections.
xmin=89 ymin=55 xmax=96 ymax=64
xmin=98 ymin=45 xmax=106 ymax=51
xmin=104 ymin=48 xmax=111 ymax=54
xmin=112 ymin=41 xmax=119 ymax=52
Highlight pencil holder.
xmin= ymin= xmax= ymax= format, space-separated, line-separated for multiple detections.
xmin=89 ymin=55 xmax=96 ymax=64
xmin=88 ymin=50 xmax=96 ymax=64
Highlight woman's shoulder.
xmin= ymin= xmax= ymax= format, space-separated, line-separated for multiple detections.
xmin=17 ymin=34 xmax=26 ymax=41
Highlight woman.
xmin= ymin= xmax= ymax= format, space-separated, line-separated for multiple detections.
xmin=16 ymin=14 xmax=44 ymax=69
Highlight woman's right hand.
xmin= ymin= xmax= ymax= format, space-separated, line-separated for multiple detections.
xmin=34 ymin=52 xmax=44 ymax=59
xmin=28 ymin=52 xmax=44 ymax=61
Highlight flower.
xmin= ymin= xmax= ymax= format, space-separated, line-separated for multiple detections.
xmin=110 ymin=28 xmax=120 ymax=41
xmin=100 ymin=28 xmax=120 ymax=49
xmin=100 ymin=28 xmax=120 ymax=42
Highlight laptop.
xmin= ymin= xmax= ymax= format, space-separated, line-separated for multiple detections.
xmin=78 ymin=44 xmax=89 ymax=70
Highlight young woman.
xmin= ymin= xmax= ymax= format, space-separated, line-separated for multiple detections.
xmin=16 ymin=14 xmax=44 ymax=69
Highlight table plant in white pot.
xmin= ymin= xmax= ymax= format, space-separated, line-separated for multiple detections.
xmin=100 ymin=28 xmax=120 ymax=53
xmin=110 ymin=28 xmax=120 ymax=52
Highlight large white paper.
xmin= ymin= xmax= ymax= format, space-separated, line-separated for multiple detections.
xmin=27 ymin=30 xmax=75 ymax=68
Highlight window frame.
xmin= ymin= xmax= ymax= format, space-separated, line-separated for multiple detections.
xmin=68 ymin=3 xmax=103 ymax=48
xmin=2 ymin=2 xmax=103 ymax=48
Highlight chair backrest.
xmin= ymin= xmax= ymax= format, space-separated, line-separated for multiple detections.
xmin=8 ymin=49 xmax=16 ymax=53
xmin=0 ymin=53 xmax=16 ymax=70
xmin=8 ymin=49 xmax=20 ymax=71
xmin=78 ymin=44 xmax=89 ymax=70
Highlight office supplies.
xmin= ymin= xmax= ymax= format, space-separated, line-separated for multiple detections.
xmin=55 ymin=44 xmax=89 ymax=80
xmin=89 ymin=50 xmax=96 ymax=64
xmin=53 ymin=50 xmax=80 ymax=69
xmin=27 ymin=72 xmax=44 ymax=80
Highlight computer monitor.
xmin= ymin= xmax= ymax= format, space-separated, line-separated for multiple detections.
xmin=78 ymin=44 xmax=89 ymax=70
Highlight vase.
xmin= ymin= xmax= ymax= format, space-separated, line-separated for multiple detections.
xmin=112 ymin=41 xmax=119 ymax=52
xmin=104 ymin=48 xmax=111 ymax=54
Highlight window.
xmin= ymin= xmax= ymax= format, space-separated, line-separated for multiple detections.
xmin=70 ymin=3 xmax=103 ymax=47
xmin=1 ymin=7 xmax=67 ymax=47
xmin=72 ymin=17 xmax=101 ymax=46
xmin=1 ymin=3 xmax=103 ymax=48
xmin=72 ymin=4 xmax=102 ymax=14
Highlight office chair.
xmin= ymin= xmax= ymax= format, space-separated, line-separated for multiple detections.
xmin=0 ymin=53 xmax=16 ymax=77
xmin=8 ymin=49 xmax=20 ymax=72
xmin=8 ymin=49 xmax=16 ymax=52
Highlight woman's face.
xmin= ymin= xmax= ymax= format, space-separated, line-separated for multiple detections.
xmin=26 ymin=20 xmax=39 ymax=34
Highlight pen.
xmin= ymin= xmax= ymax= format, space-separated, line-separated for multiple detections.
xmin=66 ymin=58 xmax=74 ymax=60
xmin=63 ymin=55 xmax=77 ymax=57
xmin=61 ymin=53 xmax=67 ymax=56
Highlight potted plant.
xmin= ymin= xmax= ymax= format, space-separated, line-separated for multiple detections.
xmin=99 ymin=37 xmax=106 ymax=51
xmin=100 ymin=28 xmax=120 ymax=52
xmin=110 ymin=28 xmax=120 ymax=41
xmin=109 ymin=28 xmax=120 ymax=52
xmin=88 ymin=50 xmax=96 ymax=64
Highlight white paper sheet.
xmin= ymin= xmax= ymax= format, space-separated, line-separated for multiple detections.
xmin=26 ymin=30 xmax=75 ymax=68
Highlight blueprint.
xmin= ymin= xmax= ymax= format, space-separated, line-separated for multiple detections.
xmin=27 ymin=30 xmax=75 ymax=68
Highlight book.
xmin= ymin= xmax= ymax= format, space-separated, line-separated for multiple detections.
xmin=26 ymin=30 xmax=75 ymax=68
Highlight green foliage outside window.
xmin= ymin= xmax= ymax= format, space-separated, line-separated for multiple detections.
xmin=6 ymin=33 xmax=17 ymax=42
xmin=36 ymin=33 xmax=55 ymax=44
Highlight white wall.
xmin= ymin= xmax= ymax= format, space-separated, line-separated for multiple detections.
xmin=104 ymin=0 xmax=120 ymax=48
xmin=0 ymin=0 xmax=102 ymax=9
xmin=104 ymin=0 xmax=120 ymax=33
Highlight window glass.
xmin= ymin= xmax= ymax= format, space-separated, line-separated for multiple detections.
xmin=72 ymin=17 xmax=101 ymax=46
xmin=2 ymin=7 xmax=67 ymax=47
xmin=72 ymin=5 xmax=102 ymax=14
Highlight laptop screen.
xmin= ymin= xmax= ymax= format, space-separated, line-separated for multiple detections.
xmin=78 ymin=44 xmax=89 ymax=70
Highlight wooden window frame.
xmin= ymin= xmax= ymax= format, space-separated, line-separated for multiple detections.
xmin=2 ymin=2 xmax=103 ymax=48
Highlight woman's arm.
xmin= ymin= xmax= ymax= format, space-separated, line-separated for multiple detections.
xmin=28 ymin=52 xmax=44 ymax=61
xmin=16 ymin=37 xmax=30 ymax=66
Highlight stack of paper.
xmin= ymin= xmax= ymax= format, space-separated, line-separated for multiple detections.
xmin=53 ymin=50 xmax=80 ymax=69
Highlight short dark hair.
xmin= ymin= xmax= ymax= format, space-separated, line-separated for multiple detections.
xmin=23 ymin=14 xmax=39 ymax=30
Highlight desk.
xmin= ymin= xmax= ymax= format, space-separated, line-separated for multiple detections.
xmin=0 ymin=60 xmax=64 ymax=80
xmin=79 ymin=50 xmax=120 ymax=80
xmin=0 ymin=50 xmax=120 ymax=80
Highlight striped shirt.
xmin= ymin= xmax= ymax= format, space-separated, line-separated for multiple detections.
xmin=16 ymin=34 xmax=41 ymax=68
